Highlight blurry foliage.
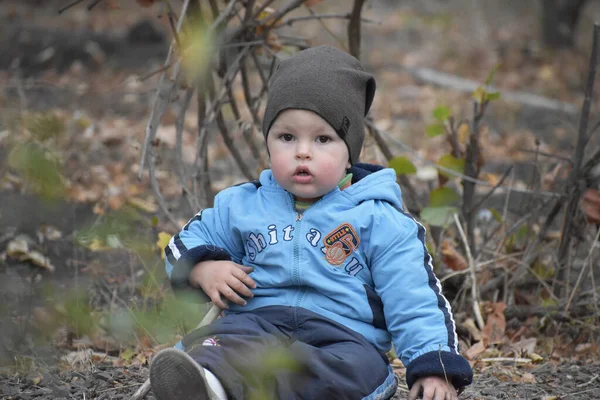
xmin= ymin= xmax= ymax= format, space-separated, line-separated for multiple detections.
xmin=8 ymin=142 xmax=66 ymax=200
xmin=107 ymin=293 xmax=209 ymax=346
xmin=5 ymin=111 xmax=67 ymax=200
xmin=180 ymin=18 xmax=214 ymax=86
xmin=25 ymin=112 xmax=66 ymax=143
xmin=7 ymin=356 xmax=37 ymax=376
xmin=75 ymin=206 xmax=149 ymax=250
xmin=388 ymin=155 xmax=417 ymax=175
xmin=33 ymin=285 xmax=98 ymax=343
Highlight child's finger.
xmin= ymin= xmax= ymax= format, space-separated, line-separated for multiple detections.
xmin=421 ymin=385 xmax=435 ymax=400
xmin=407 ymin=381 xmax=421 ymax=400
xmin=232 ymin=267 xmax=257 ymax=289
xmin=208 ymin=291 xmax=229 ymax=310
xmin=227 ymin=276 xmax=254 ymax=298
xmin=219 ymin=285 xmax=248 ymax=306
xmin=236 ymin=264 xmax=255 ymax=274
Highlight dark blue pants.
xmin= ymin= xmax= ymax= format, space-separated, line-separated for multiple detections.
xmin=180 ymin=306 xmax=397 ymax=400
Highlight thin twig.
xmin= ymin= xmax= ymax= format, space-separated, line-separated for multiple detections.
xmin=278 ymin=13 xmax=377 ymax=28
xmin=470 ymin=166 xmax=513 ymax=213
xmin=438 ymin=344 xmax=451 ymax=390
xmin=453 ymin=213 xmax=485 ymax=330
xmin=148 ymin=150 xmax=179 ymax=230
xmin=517 ymin=148 xmax=572 ymax=164
xmin=87 ymin=0 xmax=103 ymax=11
xmin=565 ymin=227 xmax=600 ymax=311
xmin=240 ymin=59 xmax=263 ymax=128
xmin=480 ymin=357 xmax=532 ymax=363
xmin=138 ymin=63 xmax=174 ymax=82
xmin=175 ymin=87 xmax=200 ymax=212
xmin=58 ymin=0 xmax=85 ymax=14
xmin=210 ymin=0 xmax=241 ymax=32
xmin=303 ymin=3 xmax=347 ymax=51
xmin=163 ymin=0 xmax=182 ymax=51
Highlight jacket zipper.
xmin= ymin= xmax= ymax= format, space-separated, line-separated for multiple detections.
xmin=293 ymin=211 xmax=303 ymax=288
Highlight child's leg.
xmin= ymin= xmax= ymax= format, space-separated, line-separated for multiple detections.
xmin=172 ymin=306 xmax=395 ymax=400
xmin=180 ymin=310 xmax=294 ymax=400
xmin=284 ymin=308 xmax=396 ymax=400
xmin=206 ymin=306 xmax=395 ymax=400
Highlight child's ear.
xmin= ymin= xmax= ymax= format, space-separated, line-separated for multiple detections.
xmin=347 ymin=161 xmax=351 ymax=169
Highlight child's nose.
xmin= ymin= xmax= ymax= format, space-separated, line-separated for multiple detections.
xmin=295 ymin=142 xmax=312 ymax=159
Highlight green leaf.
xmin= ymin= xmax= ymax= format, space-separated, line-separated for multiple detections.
xmin=472 ymin=86 xmax=486 ymax=103
xmin=429 ymin=187 xmax=460 ymax=207
xmin=485 ymin=63 xmax=501 ymax=86
xmin=485 ymin=91 xmax=501 ymax=101
xmin=426 ymin=123 xmax=445 ymax=137
xmin=489 ymin=208 xmax=503 ymax=223
xmin=433 ymin=106 xmax=451 ymax=122
xmin=420 ymin=206 xmax=459 ymax=228
xmin=437 ymin=154 xmax=465 ymax=178
xmin=388 ymin=156 xmax=417 ymax=175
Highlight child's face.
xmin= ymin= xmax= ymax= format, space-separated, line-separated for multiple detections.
xmin=267 ymin=109 xmax=350 ymax=200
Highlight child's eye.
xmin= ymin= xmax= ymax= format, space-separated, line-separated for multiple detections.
xmin=279 ymin=134 xmax=294 ymax=141
xmin=317 ymin=136 xmax=331 ymax=143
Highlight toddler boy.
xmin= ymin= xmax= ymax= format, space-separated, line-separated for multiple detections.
xmin=151 ymin=46 xmax=472 ymax=400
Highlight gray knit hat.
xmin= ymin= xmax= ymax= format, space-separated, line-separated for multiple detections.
xmin=262 ymin=45 xmax=376 ymax=165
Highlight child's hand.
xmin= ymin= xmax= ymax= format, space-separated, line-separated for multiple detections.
xmin=189 ymin=260 xmax=256 ymax=309
xmin=408 ymin=376 xmax=458 ymax=400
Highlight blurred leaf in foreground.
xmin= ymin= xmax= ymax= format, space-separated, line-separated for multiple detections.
xmin=8 ymin=142 xmax=66 ymax=200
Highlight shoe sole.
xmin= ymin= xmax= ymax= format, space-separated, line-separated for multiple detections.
xmin=150 ymin=348 xmax=216 ymax=400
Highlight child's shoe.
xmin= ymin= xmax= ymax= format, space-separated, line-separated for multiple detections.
xmin=150 ymin=347 xmax=221 ymax=400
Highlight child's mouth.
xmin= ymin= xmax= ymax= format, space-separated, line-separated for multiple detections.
xmin=293 ymin=166 xmax=313 ymax=183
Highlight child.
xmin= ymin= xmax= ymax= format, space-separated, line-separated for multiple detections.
xmin=151 ymin=45 xmax=472 ymax=400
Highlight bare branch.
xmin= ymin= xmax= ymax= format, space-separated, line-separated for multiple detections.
xmin=557 ymin=23 xmax=600 ymax=298
xmin=175 ymin=87 xmax=200 ymax=212
xmin=348 ymin=0 xmax=366 ymax=59
xmin=138 ymin=0 xmax=191 ymax=180
xmin=87 ymin=0 xmax=104 ymax=11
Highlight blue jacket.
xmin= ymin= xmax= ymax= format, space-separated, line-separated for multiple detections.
xmin=166 ymin=164 xmax=472 ymax=389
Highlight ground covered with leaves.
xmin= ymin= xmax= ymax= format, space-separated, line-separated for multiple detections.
xmin=2 ymin=1 xmax=600 ymax=399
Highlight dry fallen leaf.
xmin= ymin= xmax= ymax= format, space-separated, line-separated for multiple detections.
xmin=441 ymin=240 xmax=468 ymax=271
xmin=464 ymin=340 xmax=486 ymax=360
xmin=6 ymin=236 xmax=55 ymax=272
xmin=482 ymin=302 xmax=507 ymax=346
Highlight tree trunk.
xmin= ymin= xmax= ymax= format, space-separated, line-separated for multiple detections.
xmin=541 ymin=0 xmax=588 ymax=48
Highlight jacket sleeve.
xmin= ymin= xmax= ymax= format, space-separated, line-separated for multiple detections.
xmin=164 ymin=187 xmax=246 ymax=302
xmin=369 ymin=204 xmax=472 ymax=389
